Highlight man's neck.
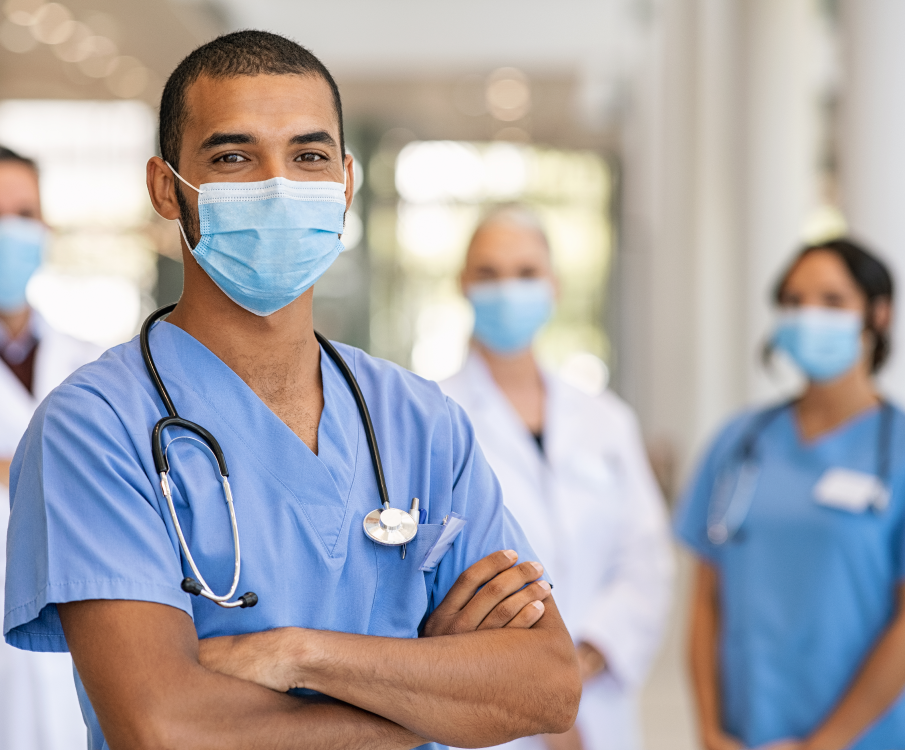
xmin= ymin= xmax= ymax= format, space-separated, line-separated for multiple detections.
xmin=0 ymin=306 xmax=31 ymax=341
xmin=166 ymin=287 xmax=324 ymax=453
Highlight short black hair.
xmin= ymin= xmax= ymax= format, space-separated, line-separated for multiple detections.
xmin=0 ymin=145 xmax=38 ymax=173
xmin=774 ymin=237 xmax=895 ymax=371
xmin=158 ymin=30 xmax=345 ymax=171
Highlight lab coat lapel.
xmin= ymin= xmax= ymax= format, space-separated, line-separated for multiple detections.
xmin=154 ymin=323 xmax=357 ymax=557
xmin=0 ymin=360 xmax=35 ymax=456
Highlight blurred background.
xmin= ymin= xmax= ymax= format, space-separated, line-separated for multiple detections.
xmin=2 ymin=0 xmax=904 ymax=747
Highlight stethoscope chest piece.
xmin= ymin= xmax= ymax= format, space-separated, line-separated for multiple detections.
xmin=364 ymin=507 xmax=418 ymax=546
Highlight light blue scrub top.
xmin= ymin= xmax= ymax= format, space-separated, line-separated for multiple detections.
xmin=3 ymin=322 xmax=545 ymax=750
xmin=675 ymin=403 xmax=905 ymax=749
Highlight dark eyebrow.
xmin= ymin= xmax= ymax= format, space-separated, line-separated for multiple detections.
xmin=289 ymin=131 xmax=337 ymax=148
xmin=200 ymin=132 xmax=257 ymax=150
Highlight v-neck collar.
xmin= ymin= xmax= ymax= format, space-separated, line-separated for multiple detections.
xmin=788 ymin=403 xmax=882 ymax=451
xmin=150 ymin=321 xmax=362 ymax=556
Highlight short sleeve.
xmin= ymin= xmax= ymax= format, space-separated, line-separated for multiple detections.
xmin=4 ymin=384 xmax=191 ymax=652
xmin=674 ymin=414 xmax=751 ymax=564
xmin=429 ymin=397 xmax=549 ymax=607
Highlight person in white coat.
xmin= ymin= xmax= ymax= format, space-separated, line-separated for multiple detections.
xmin=0 ymin=145 xmax=100 ymax=749
xmin=441 ymin=207 xmax=674 ymax=750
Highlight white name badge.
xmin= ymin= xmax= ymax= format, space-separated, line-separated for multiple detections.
xmin=813 ymin=468 xmax=889 ymax=513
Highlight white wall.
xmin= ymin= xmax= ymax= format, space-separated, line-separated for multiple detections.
xmin=619 ymin=0 xmax=827 ymax=480
xmin=839 ymin=0 xmax=905 ymax=407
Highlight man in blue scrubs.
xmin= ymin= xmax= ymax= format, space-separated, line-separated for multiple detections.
xmin=3 ymin=31 xmax=580 ymax=750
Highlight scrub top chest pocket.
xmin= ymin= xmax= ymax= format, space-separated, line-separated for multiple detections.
xmin=813 ymin=468 xmax=889 ymax=513
xmin=370 ymin=523 xmax=445 ymax=637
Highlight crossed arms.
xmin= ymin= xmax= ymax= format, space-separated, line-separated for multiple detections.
xmin=60 ymin=550 xmax=581 ymax=750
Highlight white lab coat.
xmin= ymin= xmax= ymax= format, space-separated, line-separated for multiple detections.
xmin=1 ymin=315 xmax=101 ymax=750
xmin=441 ymin=351 xmax=673 ymax=750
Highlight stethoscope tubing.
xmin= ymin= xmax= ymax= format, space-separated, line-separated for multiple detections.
xmin=708 ymin=398 xmax=894 ymax=545
xmin=140 ymin=303 xmax=403 ymax=610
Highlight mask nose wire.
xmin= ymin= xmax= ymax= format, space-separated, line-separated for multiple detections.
xmin=163 ymin=159 xmax=348 ymax=249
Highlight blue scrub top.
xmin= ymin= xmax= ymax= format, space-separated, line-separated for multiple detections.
xmin=3 ymin=322 xmax=545 ymax=750
xmin=675 ymin=403 xmax=905 ymax=749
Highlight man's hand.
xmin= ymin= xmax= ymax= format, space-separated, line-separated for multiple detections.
xmin=0 ymin=457 xmax=11 ymax=488
xmin=423 ymin=549 xmax=550 ymax=636
xmin=199 ymin=550 xmax=551 ymax=690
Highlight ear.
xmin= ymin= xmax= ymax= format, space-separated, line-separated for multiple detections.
xmin=146 ymin=157 xmax=182 ymax=222
xmin=343 ymin=153 xmax=355 ymax=211
xmin=871 ymin=296 xmax=893 ymax=333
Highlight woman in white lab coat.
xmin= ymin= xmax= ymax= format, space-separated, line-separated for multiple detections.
xmin=0 ymin=145 xmax=101 ymax=750
xmin=441 ymin=207 xmax=674 ymax=750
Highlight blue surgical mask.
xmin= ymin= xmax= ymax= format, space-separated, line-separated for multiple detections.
xmin=0 ymin=216 xmax=47 ymax=313
xmin=772 ymin=306 xmax=863 ymax=381
xmin=168 ymin=163 xmax=346 ymax=316
xmin=467 ymin=279 xmax=553 ymax=355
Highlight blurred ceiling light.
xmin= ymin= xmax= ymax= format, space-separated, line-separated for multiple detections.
xmin=396 ymin=141 xmax=484 ymax=203
xmin=105 ymin=56 xmax=149 ymax=98
xmin=0 ymin=18 xmax=35 ymax=51
xmin=482 ymin=143 xmax=528 ymax=199
xmin=30 ymin=2 xmax=72 ymax=44
xmin=52 ymin=20 xmax=91 ymax=61
xmin=77 ymin=35 xmax=117 ymax=77
xmin=2 ymin=0 xmax=43 ymax=25
xmin=485 ymin=67 xmax=531 ymax=122
xmin=397 ymin=204 xmax=465 ymax=259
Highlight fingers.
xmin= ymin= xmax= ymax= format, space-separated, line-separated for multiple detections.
xmin=505 ymin=600 xmax=545 ymax=629
xmin=452 ymin=560 xmax=545 ymax=631
xmin=479 ymin=579 xmax=551 ymax=630
xmin=478 ymin=581 xmax=550 ymax=630
xmin=432 ymin=549 xmax=520 ymax=615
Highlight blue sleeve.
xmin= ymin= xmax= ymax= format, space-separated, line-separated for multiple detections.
xmin=674 ymin=414 xmax=751 ymax=564
xmin=3 ymin=384 xmax=191 ymax=652
xmin=429 ymin=397 xmax=549 ymax=607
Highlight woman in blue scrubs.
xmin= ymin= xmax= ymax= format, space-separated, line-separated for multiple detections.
xmin=675 ymin=239 xmax=905 ymax=750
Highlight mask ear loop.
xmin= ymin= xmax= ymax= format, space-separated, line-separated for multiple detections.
xmin=164 ymin=161 xmax=201 ymax=251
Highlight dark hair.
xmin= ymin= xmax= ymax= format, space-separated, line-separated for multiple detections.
xmin=158 ymin=30 xmax=345 ymax=171
xmin=773 ymin=237 xmax=894 ymax=371
xmin=0 ymin=145 xmax=38 ymax=173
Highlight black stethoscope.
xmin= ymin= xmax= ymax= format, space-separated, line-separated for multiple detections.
xmin=141 ymin=304 xmax=421 ymax=610
xmin=707 ymin=399 xmax=894 ymax=544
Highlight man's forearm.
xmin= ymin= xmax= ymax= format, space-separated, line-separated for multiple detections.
xmin=59 ymin=600 xmax=425 ymax=750
xmin=288 ymin=603 xmax=580 ymax=748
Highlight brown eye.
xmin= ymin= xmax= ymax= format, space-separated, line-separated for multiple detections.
xmin=297 ymin=153 xmax=324 ymax=162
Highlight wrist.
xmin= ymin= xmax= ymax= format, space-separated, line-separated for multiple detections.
xmin=280 ymin=627 xmax=318 ymax=691
xmin=288 ymin=627 xmax=328 ymax=691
